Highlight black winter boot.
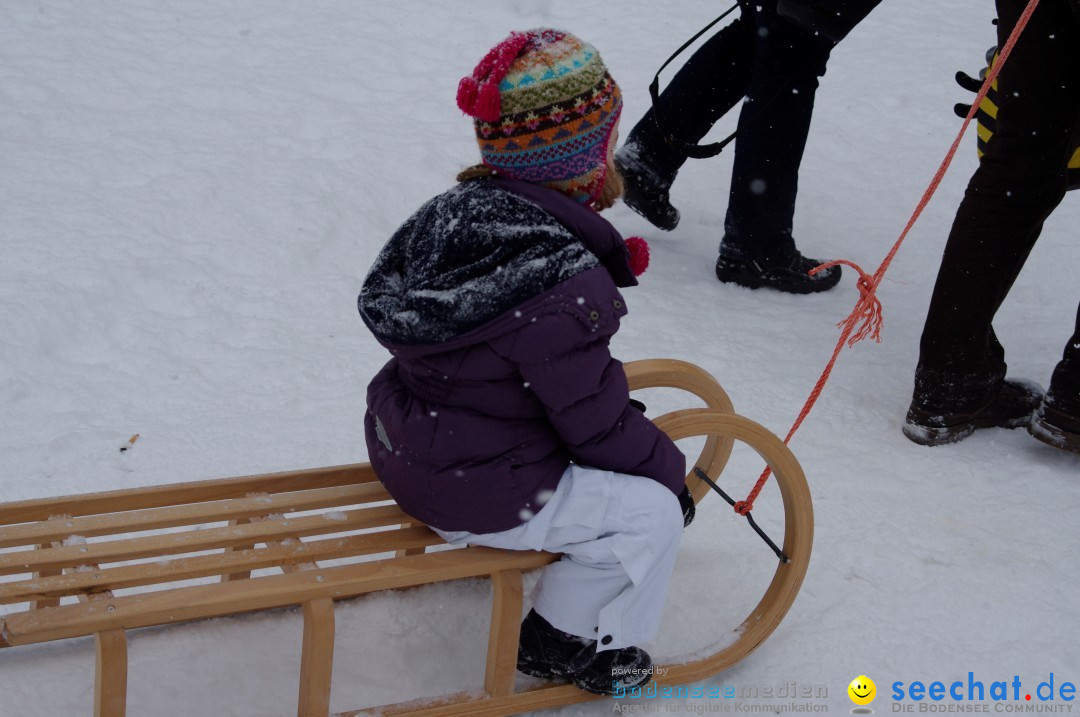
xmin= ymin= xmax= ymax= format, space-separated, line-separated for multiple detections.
xmin=715 ymin=243 xmax=842 ymax=294
xmin=1028 ymin=391 xmax=1080 ymax=456
xmin=1029 ymin=354 xmax=1080 ymax=455
xmin=614 ymin=143 xmax=680 ymax=231
xmin=516 ymin=609 xmax=653 ymax=695
xmin=903 ymin=378 xmax=1043 ymax=447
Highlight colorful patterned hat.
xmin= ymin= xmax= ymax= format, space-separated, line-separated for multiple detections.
xmin=457 ymin=29 xmax=622 ymax=205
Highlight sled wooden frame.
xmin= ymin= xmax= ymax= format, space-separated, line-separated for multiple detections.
xmin=0 ymin=358 xmax=812 ymax=717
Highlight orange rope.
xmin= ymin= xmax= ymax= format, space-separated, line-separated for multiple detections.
xmin=733 ymin=0 xmax=1042 ymax=516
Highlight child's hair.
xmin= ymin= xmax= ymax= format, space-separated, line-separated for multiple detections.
xmin=593 ymin=161 xmax=623 ymax=211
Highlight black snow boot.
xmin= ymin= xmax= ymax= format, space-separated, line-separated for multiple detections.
xmin=903 ymin=378 xmax=1043 ymax=447
xmin=614 ymin=144 xmax=680 ymax=231
xmin=714 ymin=243 xmax=842 ymax=294
xmin=516 ymin=609 xmax=653 ymax=696
xmin=1028 ymin=391 xmax=1080 ymax=456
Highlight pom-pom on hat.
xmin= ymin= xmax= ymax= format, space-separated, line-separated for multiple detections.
xmin=457 ymin=29 xmax=623 ymax=206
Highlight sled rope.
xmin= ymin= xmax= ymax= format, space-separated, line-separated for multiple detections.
xmin=732 ymin=0 xmax=1042 ymax=517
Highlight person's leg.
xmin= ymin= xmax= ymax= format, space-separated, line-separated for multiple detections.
xmin=522 ymin=466 xmax=682 ymax=694
xmin=721 ymin=3 xmax=832 ymax=262
xmin=906 ymin=0 xmax=1080 ymax=445
xmin=617 ymin=4 xmax=755 ymax=230
xmin=713 ymin=2 xmax=844 ymax=293
xmin=1049 ymin=302 xmax=1080 ymax=411
xmin=1030 ymin=4 xmax=1080 ymax=454
xmin=529 ymin=470 xmax=683 ymax=649
xmin=622 ymin=9 xmax=755 ymax=181
xmin=1030 ymin=302 xmax=1080 ymax=455
xmin=437 ymin=464 xmax=684 ymax=694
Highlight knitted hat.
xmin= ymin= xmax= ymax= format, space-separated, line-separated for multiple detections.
xmin=457 ymin=29 xmax=623 ymax=205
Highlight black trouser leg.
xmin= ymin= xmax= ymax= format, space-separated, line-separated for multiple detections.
xmin=722 ymin=4 xmax=832 ymax=260
xmin=623 ymin=5 xmax=756 ymax=181
xmin=914 ymin=0 xmax=1080 ymax=411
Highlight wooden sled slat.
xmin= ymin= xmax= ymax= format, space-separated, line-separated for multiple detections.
xmin=0 ymin=527 xmax=444 ymax=605
xmin=0 ymin=504 xmax=411 ymax=577
xmin=0 ymin=463 xmax=378 ymax=526
xmin=0 ymin=547 xmax=558 ymax=647
xmin=0 ymin=483 xmax=390 ymax=550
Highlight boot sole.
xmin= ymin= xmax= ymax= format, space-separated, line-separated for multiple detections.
xmin=902 ymin=413 xmax=1031 ymax=447
xmin=715 ymin=260 xmax=841 ymax=295
xmin=518 ymin=659 xmax=653 ymax=697
xmin=574 ymin=672 xmax=652 ymax=696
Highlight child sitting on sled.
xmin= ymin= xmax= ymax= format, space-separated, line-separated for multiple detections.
xmin=358 ymin=28 xmax=694 ymax=696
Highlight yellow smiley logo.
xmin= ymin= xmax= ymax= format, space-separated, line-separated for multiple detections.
xmin=848 ymin=675 xmax=876 ymax=706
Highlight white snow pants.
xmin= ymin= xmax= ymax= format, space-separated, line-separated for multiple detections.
xmin=434 ymin=464 xmax=684 ymax=652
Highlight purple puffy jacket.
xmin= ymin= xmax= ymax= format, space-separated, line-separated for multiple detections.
xmin=359 ymin=178 xmax=685 ymax=533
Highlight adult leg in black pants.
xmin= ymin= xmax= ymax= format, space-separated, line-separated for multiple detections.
xmin=904 ymin=0 xmax=1080 ymax=451
xmin=1031 ymin=302 xmax=1080 ymax=454
xmin=615 ymin=10 xmax=755 ymax=230
xmin=615 ymin=0 xmax=842 ymax=293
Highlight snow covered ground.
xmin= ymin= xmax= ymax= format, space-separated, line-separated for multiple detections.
xmin=1 ymin=1 xmax=1077 ymax=715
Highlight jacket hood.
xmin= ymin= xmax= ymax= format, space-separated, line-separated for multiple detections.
xmin=359 ymin=178 xmax=637 ymax=352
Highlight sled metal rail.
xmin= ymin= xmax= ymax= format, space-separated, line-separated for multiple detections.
xmin=0 ymin=359 xmax=812 ymax=717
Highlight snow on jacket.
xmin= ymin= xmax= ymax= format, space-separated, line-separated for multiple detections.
xmin=359 ymin=177 xmax=685 ymax=533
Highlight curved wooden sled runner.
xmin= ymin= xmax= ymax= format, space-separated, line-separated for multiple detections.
xmin=0 ymin=359 xmax=812 ymax=717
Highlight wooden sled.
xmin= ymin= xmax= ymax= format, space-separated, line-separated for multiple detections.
xmin=0 ymin=359 xmax=812 ymax=717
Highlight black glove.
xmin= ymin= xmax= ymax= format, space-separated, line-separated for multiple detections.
xmin=955 ymin=69 xmax=983 ymax=93
xmin=952 ymin=70 xmax=983 ymax=118
xmin=678 ymin=486 xmax=696 ymax=528
xmin=952 ymin=44 xmax=998 ymax=119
